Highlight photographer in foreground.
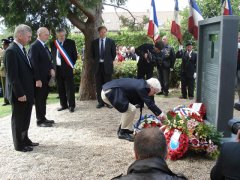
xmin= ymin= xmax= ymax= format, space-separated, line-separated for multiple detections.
xmin=135 ymin=40 xmax=164 ymax=80
xmin=210 ymin=120 xmax=240 ymax=180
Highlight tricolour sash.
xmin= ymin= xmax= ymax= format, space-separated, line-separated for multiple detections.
xmin=54 ymin=40 xmax=74 ymax=68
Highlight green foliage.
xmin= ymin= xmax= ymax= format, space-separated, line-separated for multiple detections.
xmin=113 ymin=60 xmax=137 ymax=79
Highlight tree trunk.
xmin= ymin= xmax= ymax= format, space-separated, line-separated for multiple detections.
xmin=78 ymin=6 xmax=103 ymax=100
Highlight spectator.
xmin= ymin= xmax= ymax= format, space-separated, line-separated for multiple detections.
xmin=51 ymin=28 xmax=77 ymax=113
xmin=112 ymin=127 xmax=187 ymax=179
xmin=157 ymin=36 xmax=176 ymax=96
xmin=91 ymin=26 xmax=116 ymax=109
xmin=136 ymin=41 xmax=164 ymax=80
xmin=176 ymin=41 xmax=197 ymax=100
xmin=0 ymin=38 xmax=11 ymax=106
xmin=210 ymin=129 xmax=240 ymax=179
xmin=115 ymin=46 xmax=125 ymax=62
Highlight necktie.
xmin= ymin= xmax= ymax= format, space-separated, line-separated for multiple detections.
xmin=44 ymin=44 xmax=52 ymax=60
xmin=100 ymin=39 xmax=104 ymax=59
xmin=22 ymin=47 xmax=32 ymax=68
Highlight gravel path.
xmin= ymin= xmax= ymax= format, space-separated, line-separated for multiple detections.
xmin=0 ymin=95 xmax=239 ymax=180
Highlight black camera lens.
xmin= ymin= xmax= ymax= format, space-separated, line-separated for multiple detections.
xmin=228 ymin=119 xmax=240 ymax=134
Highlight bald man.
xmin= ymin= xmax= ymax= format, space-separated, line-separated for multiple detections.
xmin=29 ymin=27 xmax=55 ymax=127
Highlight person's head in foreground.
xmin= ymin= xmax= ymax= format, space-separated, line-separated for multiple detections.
xmin=134 ymin=127 xmax=167 ymax=160
xmin=146 ymin=78 xmax=161 ymax=96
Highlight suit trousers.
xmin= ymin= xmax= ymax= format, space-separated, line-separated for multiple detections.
xmin=101 ymin=90 xmax=137 ymax=130
xmin=95 ymin=63 xmax=112 ymax=105
xmin=35 ymin=82 xmax=49 ymax=122
xmin=56 ymin=66 xmax=75 ymax=108
xmin=137 ymin=64 xmax=153 ymax=80
xmin=157 ymin=67 xmax=170 ymax=94
xmin=181 ymin=74 xmax=195 ymax=98
xmin=11 ymin=101 xmax=33 ymax=150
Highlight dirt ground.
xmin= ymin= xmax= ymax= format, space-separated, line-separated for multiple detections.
xmin=0 ymin=93 xmax=239 ymax=180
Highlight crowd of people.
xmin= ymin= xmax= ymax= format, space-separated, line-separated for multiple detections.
xmin=1 ymin=24 xmax=239 ymax=179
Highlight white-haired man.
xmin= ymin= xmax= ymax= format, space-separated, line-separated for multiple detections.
xmin=4 ymin=24 xmax=37 ymax=152
xmin=101 ymin=78 xmax=166 ymax=141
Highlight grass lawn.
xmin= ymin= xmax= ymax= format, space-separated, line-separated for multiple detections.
xmin=0 ymin=93 xmax=62 ymax=118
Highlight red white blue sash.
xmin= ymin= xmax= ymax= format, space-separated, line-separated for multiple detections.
xmin=54 ymin=40 xmax=74 ymax=68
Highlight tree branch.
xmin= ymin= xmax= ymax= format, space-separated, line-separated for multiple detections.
xmin=103 ymin=2 xmax=136 ymax=25
xmin=69 ymin=0 xmax=95 ymax=21
xmin=67 ymin=12 xmax=86 ymax=34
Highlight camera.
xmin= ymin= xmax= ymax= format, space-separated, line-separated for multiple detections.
xmin=146 ymin=50 xmax=162 ymax=67
xmin=228 ymin=119 xmax=240 ymax=134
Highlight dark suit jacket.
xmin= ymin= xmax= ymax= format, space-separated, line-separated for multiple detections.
xmin=136 ymin=43 xmax=155 ymax=67
xmin=28 ymin=40 xmax=53 ymax=83
xmin=103 ymin=78 xmax=162 ymax=115
xmin=211 ymin=142 xmax=240 ymax=180
xmin=4 ymin=42 xmax=34 ymax=103
xmin=176 ymin=50 xmax=197 ymax=78
xmin=51 ymin=39 xmax=77 ymax=77
xmin=91 ymin=37 xmax=116 ymax=74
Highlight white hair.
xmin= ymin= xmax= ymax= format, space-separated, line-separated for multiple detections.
xmin=146 ymin=78 xmax=161 ymax=93
xmin=14 ymin=24 xmax=32 ymax=38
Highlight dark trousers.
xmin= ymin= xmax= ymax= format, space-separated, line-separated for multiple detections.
xmin=11 ymin=101 xmax=33 ymax=150
xmin=35 ymin=82 xmax=49 ymax=123
xmin=157 ymin=67 xmax=170 ymax=94
xmin=137 ymin=65 xmax=153 ymax=79
xmin=56 ymin=67 xmax=75 ymax=108
xmin=1 ymin=76 xmax=9 ymax=104
xmin=95 ymin=63 xmax=112 ymax=105
xmin=181 ymin=74 xmax=195 ymax=98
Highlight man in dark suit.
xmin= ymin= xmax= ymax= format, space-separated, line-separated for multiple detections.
xmin=91 ymin=26 xmax=116 ymax=108
xmin=210 ymin=129 xmax=240 ymax=180
xmin=51 ymin=28 xmax=77 ymax=112
xmin=4 ymin=24 xmax=38 ymax=152
xmin=29 ymin=27 xmax=55 ymax=127
xmin=176 ymin=41 xmax=197 ymax=100
xmin=101 ymin=78 xmax=166 ymax=141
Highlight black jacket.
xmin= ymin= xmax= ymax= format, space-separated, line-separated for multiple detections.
xmin=91 ymin=37 xmax=116 ymax=74
xmin=4 ymin=42 xmax=34 ymax=103
xmin=28 ymin=40 xmax=53 ymax=83
xmin=176 ymin=50 xmax=197 ymax=78
xmin=112 ymin=157 xmax=187 ymax=180
xmin=51 ymin=39 xmax=77 ymax=77
xmin=211 ymin=142 xmax=240 ymax=180
xmin=103 ymin=78 xmax=162 ymax=115
xmin=161 ymin=45 xmax=176 ymax=69
xmin=136 ymin=43 xmax=155 ymax=67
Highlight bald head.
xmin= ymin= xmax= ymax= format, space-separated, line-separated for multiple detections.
xmin=37 ymin=27 xmax=50 ymax=43
xmin=134 ymin=127 xmax=167 ymax=160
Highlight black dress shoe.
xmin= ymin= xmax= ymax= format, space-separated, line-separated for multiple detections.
xmin=118 ymin=131 xmax=134 ymax=142
xmin=57 ymin=107 xmax=68 ymax=111
xmin=27 ymin=142 xmax=39 ymax=146
xmin=96 ymin=104 xmax=104 ymax=108
xmin=17 ymin=146 xmax=33 ymax=152
xmin=44 ymin=119 xmax=55 ymax=124
xmin=69 ymin=107 xmax=75 ymax=112
xmin=2 ymin=102 xmax=10 ymax=106
xmin=106 ymin=104 xmax=113 ymax=109
xmin=157 ymin=91 xmax=164 ymax=95
xmin=37 ymin=122 xmax=53 ymax=127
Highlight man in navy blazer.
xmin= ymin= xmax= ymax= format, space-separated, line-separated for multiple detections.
xmin=91 ymin=26 xmax=116 ymax=109
xmin=210 ymin=129 xmax=240 ymax=180
xmin=29 ymin=27 xmax=55 ymax=127
xmin=101 ymin=78 xmax=166 ymax=141
xmin=4 ymin=24 xmax=38 ymax=152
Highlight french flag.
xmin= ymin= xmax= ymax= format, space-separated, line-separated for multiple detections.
xmin=171 ymin=0 xmax=182 ymax=44
xmin=188 ymin=0 xmax=204 ymax=40
xmin=222 ymin=0 xmax=233 ymax=15
xmin=147 ymin=0 xmax=160 ymax=42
